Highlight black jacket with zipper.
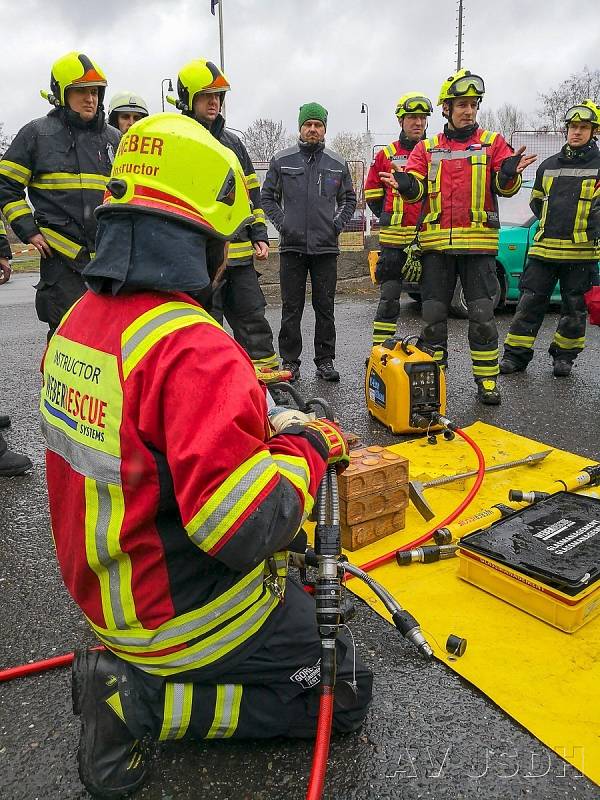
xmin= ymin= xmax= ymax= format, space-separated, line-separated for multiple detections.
xmin=261 ymin=140 xmax=356 ymax=255
xmin=528 ymin=139 xmax=600 ymax=263
xmin=0 ymin=108 xmax=120 ymax=256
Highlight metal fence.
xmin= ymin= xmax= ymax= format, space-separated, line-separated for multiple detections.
xmin=510 ymin=130 xmax=563 ymax=182
xmin=253 ymin=160 xmax=366 ymax=251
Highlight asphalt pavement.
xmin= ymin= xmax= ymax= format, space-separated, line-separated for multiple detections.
xmin=1 ymin=273 xmax=598 ymax=800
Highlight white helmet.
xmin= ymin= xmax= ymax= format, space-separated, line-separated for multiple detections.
xmin=108 ymin=91 xmax=149 ymax=126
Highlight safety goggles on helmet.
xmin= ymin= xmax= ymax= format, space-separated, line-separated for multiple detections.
xmin=446 ymin=73 xmax=485 ymax=98
xmin=396 ymin=95 xmax=433 ymax=116
xmin=564 ymin=105 xmax=598 ymax=124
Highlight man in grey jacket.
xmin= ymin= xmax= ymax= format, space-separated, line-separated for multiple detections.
xmin=262 ymin=103 xmax=356 ymax=381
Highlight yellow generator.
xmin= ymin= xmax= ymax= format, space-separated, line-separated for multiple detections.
xmin=365 ymin=336 xmax=446 ymax=434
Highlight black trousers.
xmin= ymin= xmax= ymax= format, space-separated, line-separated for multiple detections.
xmin=372 ymin=248 xmax=407 ymax=345
xmin=35 ymin=254 xmax=88 ymax=340
xmin=503 ymin=258 xmax=593 ymax=366
xmin=211 ymin=263 xmax=277 ymax=366
xmin=279 ymin=252 xmax=338 ymax=366
xmin=419 ymin=252 xmax=499 ymax=379
xmin=116 ymin=578 xmax=373 ymax=743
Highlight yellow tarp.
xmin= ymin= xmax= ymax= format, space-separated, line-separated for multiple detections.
xmin=341 ymin=421 xmax=600 ymax=785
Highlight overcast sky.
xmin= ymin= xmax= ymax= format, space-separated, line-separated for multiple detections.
xmin=2 ymin=0 xmax=599 ymax=147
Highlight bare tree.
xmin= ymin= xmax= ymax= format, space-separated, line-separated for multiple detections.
xmin=0 ymin=123 xmax=12 ymax=158
xmin=537 ymin=66 xmax=600 ymax=131
xmin=243 ymin=118 xmax=295 ymax=162
xmin=477 ymin=108 xmax=498 ymax=132
xmin=330 ymin=131 xmax=372 ymax=207
xmin=495 ymin=104 xmax=527 ymax=138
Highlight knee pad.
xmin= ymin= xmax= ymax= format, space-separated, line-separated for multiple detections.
xmin=421 ymin=299 xmax=447 ymax=325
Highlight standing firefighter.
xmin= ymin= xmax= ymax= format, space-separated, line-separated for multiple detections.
xmin=174 ymin=58 xmax=279 ymax=375
xmin=108 ymin=91 xmax=149 ymax=134
xmin=388 ymin=69 xmax=536 ymax=404
xmin=261 ymin=103 xmax=357 ymax=382
xmin=41 ymin=114 xmax=372 ymax=798
xmin=500 ymin=99 xmax=600 ymax=377
xmin=0 ymin=52 xmax=120 ymax=338
xmin=365 ymin=92 xmax=433 ymax=346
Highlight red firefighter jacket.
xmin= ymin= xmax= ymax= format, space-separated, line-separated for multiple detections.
xmin=41 ymin=290 xmax=327 ymax=679
xmin=404 ymin=128 xmax=521 ymax=254
xmin=365 ymin=141 xmax=423 ymax=247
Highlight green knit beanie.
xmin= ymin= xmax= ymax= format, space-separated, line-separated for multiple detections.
xmin=298 ymin=102 xmax=328 ymax=130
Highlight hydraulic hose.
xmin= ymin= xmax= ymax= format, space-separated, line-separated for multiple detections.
xmin=306 ymin=689 xmax=334 ymax=800
xmin=0 ymin=645 xmax=104 ymax=682
xmin=353 ymin=425 xmax=486 ymax=576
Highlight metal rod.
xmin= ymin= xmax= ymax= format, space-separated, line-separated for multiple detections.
xmin=456 ymin=0 xmax=464 ymax=70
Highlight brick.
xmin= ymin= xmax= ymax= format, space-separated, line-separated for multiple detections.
xmin=340 ymin=484 xmax=408 ymax=526
xmin=338 ymin=445 xmax=409 ymax=499
xmin=341 ymin=508 xmax=406 ymax=551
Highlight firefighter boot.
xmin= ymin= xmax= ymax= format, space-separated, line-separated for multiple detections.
xmin=0 ymin=414 xmax=10 ymax=428
xmin=499 ymin=357 xmax=527 ymax=374
xmin=72 ymin=649 xmax=153 ymax=798
xmin=0 ymin=433 xmax=33 ymax=477
xmin=553 ymin=359 xmax=573 ymax=378
xmin=476 ymin=378 xmax=501 ymax=406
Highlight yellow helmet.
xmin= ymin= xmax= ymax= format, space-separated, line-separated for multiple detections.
xmin=177 ymin=59 xmax=231 ymax=111
xmin=100 ymin=113 xmax=252 ymax=240
xmin=395 ymin=92 xmax=433 ymax=118
xmin=437 ymin=69 xmax=485 ymax=105
xmin=564 ymin=99 xmax=600 ymax=127
xmin=49 ymin=51 xmax=107 ymax=107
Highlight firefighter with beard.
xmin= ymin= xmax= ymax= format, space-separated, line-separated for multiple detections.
xmin=500 ymin=99 xmax=600 ymax=377
xmin=40 ymin=114 xmax=372 ymax=798
xmin=0 ymin=52 xmax=120 ymax=338
xmin=365 ymin=92 xmax=433 ymax=346
xmin=386 ymin=69 xmax=536 ymax=405
xmin=173 ymin=58 xmax=280 ymax=376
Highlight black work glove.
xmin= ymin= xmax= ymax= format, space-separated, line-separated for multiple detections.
xmin=391 ymin=170 xmax=412 ymax=193
xmin=500 ymin=154 xmax=521 ymax=178
xmin=287 ymin=528 xmax=308 ymax=554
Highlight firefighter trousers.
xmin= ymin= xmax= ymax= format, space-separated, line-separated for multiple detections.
xmin=372 ymin=248 xmax=407 ymax=345
xmin=418 ymin=252 xmax=499 ymax=379
xmin=211 ymin=263 xmax=278 ymax=369
xmin=115 ymin=578 xmax=373 ymax=743
xmin=34 ymin=253 xmax=89 ymax=340
xmin=279 ymin=252 xmax=337 ymax=366
xmin=503 ymin=258 xmax=593 ymax=367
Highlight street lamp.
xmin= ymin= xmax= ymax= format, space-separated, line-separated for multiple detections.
xmin=161 ymin=78 xmax=174 ymax=112
xmin=361 ymin=102 xmax=369 ymax=133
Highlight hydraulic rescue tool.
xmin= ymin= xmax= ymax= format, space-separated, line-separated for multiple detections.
xmin=271 ymin=385 xmax=436 ymax=800
xmin=409 ymin=449 xmax=553 ymax=521
xmin=365 ymin=336 xmax=446 ymax=435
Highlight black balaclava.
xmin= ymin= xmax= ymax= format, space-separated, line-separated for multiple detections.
xmin=83 ymin=211 xmax=225 ymax=309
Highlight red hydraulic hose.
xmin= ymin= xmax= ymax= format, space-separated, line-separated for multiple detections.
xmin=353 ymin=426 xmax=486 ymax=576
xmin=306 ymin=688 xmax=335 ymax=800
xmin=0 ymin=645 xmax=104 ymax=683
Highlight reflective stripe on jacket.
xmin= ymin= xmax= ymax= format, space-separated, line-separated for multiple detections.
xmin=528 ymin=144 xmax=600 ymax=262
xmin=365 ymin=142 xmax=422 ymax=247
xmin=0 ymin=109 xmax=120 ymax=256
xmin=41 ymin=291 xmax=327 ymax=678
xmin=404 ymin=128 xmax=521 ymax=254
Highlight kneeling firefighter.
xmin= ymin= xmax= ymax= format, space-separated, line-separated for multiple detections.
xmin=386 ymin=69 xmax=536 ymax=405
xmin=365 ymin=92 xmax=432 ymax=346
xmin=40 ymin=114 xmax=372 ymax=798
xmin=174 ymin=58 xmax=280 ymax=376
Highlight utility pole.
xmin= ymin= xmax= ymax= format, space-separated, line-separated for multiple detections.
xmin=456 ymin=0 xmax=464 ymax=70
xmin=218 ymin=0 xmax=225 ymax=72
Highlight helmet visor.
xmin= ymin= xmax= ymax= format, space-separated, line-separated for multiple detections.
xmin=565 ymin=105 xmax=596 ymax=123
xmin=447 ymin=74 xmax=485 ymax=97
xmin=399 ymin=96 xmax=433 ymax=114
